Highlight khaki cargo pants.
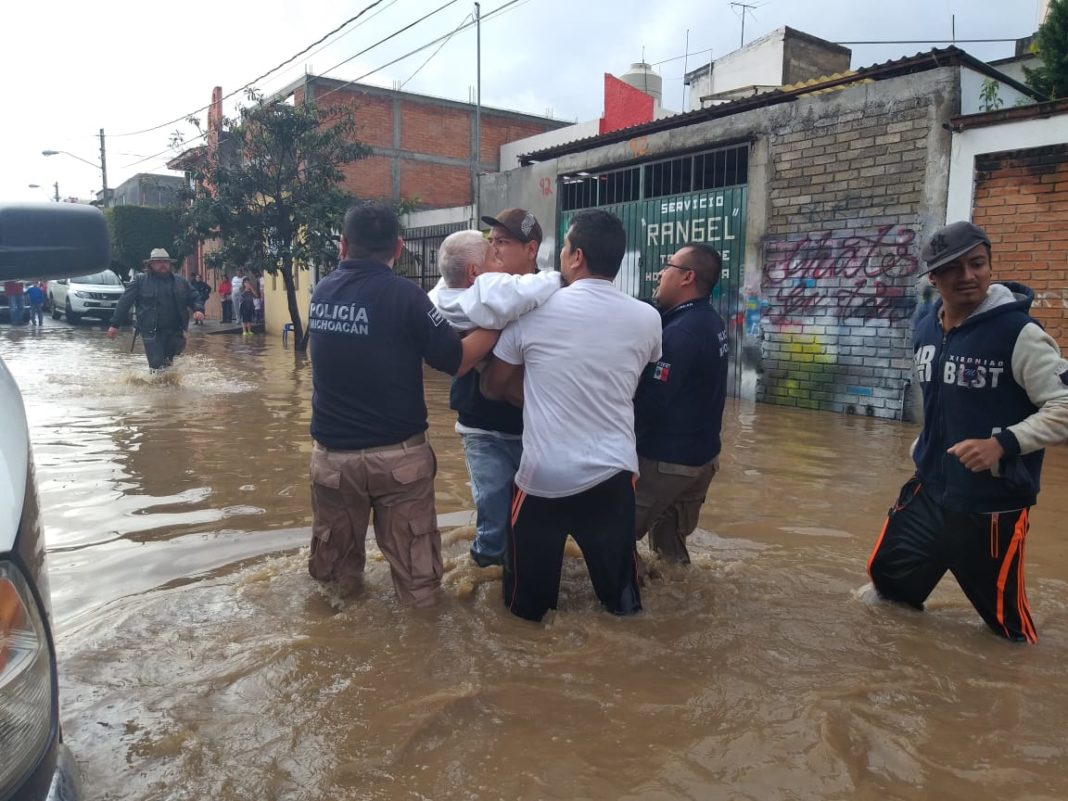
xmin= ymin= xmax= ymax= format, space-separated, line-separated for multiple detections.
xmin=634 ymin=455 xmax=718 ymax=564
xmin=308 ymin=436 xmax=442 ymax=605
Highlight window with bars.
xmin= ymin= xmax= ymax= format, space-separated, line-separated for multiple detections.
xmin=560 ymin=144 xmax=749 ymax=212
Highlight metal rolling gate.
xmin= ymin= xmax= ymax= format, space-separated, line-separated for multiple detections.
xmin=558 ymin=144 xmax=749 ymax=397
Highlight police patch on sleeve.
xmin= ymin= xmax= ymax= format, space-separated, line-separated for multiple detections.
xmin=427 ymin=307 xmax=446 ymax=327
xmin=653 ymin=361 xmax=671 ymax=382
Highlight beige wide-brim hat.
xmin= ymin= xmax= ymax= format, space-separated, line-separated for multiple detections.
xmin=144 ymin=247 xmax=176 ymax=263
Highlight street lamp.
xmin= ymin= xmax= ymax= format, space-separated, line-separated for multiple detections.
xmin=42 ymin=128 xmax=108 ymax=207
xmin=27 ymin=183 xmax=61 ymax=202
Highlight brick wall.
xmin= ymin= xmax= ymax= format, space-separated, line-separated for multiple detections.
xmin=399 ymin=161 xmax=471 ymax=208
xmin=759 ymin=97 xmax=934 ymax=419
xmin=311 ymin=82 xmax=561 ymax=209
xmin=973 ymin=144 xmax=1068 ymax=342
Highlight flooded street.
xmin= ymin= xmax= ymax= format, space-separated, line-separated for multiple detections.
xmin=3 ymin=321 xmax=1068 ymax=801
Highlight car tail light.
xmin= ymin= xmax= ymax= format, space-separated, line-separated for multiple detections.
xmin=0 ymin=561 xmax=53 ymax=798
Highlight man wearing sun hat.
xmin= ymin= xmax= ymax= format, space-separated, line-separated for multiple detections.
xmin=866 ymin=221 xmax=1068 ymax=643
xmin=107 ymin=247 xmax=205 ymax=370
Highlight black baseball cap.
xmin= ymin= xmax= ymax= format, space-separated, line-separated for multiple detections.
xmin=481 ymin=208 xmax=543 ymax=244
xmin=920 ymin=221 xmax=991 ymax=275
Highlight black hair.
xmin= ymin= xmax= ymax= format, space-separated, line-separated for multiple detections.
xmin=343 ymin=201 xmax=400 ymax=260
xmin=566 ymin=209 xmax=627 ymax=279
xmin=681 ymin=241 xmax=723 ymax=295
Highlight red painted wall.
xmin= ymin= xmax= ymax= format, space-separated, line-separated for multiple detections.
xmin=599 ymin=73 xmax=655 ymax=135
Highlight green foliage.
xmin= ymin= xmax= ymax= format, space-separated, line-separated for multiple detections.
xmin=1025 ymin=0 xmax=1068 ymax=99
xmin=180 ymin=94 xmax=371 ymax=347
xmin=979 ymin=78 xmax=1004 ymax=112
xmin=104 ymin=205 xmax=186 ymax=281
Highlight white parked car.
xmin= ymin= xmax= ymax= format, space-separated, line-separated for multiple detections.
xmin=1 ymin=202 xmax=106 ymax=801
xmin=48 ymin=270 xmax=124 ymax=324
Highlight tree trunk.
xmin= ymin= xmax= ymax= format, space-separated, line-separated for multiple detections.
xmin=280 ymin=256 xmax=307 ymax=352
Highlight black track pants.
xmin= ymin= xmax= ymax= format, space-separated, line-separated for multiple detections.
xmin=867 ymin=477 xmax=1036 ymax=643
xmin=504 ymin=471 xmax=642 ymax=622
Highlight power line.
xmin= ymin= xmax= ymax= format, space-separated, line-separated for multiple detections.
xmin=122 ymin=0 xmax=534 ymax=173
xmin=110 ymin=0 xmax=391 ymax=138
xmin=314 ymin=0 xmax=530 ymax=105
xmin=401 ymin=11 xmax=472 ymax=89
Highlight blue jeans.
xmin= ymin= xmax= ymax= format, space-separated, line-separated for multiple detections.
xmin=7 ymin=294 xmax=24 ymax=325
xmin=461 ymin=433 xmax=523 ymax=566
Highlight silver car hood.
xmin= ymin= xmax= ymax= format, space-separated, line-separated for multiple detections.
xmin=0 ymin=356 xmax=28 ymax=553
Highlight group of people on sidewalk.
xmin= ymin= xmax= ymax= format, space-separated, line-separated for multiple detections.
xmin=3 ymin=280 xmax=46 ymax=326
xmin=304 ymin=202 xmax=1068 ymax=642
xmin=217 ymin=268 xmax=264 ymax=334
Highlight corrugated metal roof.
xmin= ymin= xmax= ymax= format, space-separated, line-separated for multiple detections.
xmin=519 ymin=46 xmax=1044 ymax=165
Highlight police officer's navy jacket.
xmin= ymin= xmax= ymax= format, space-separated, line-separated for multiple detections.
xmin=635 ymin=298 xmax=729 ymax=467
xmin=912 ymin=282 xmax=1068 ymax=513
xmin=310 ymin=258 xmax=462 ymax=449
xmin=111 ymin=270 xmax=204 ymax=334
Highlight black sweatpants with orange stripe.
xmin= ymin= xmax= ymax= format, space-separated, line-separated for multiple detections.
xmin=867 ymin=477 xmax=1036 ymax=643
xmin=504 ymin=470 xmax=642 ymax=622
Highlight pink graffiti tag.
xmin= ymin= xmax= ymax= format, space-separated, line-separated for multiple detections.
xmin=762 ymin=225 xmax=919 ymax=323
xmin=539 ymin=177 xmax=553 ymax=196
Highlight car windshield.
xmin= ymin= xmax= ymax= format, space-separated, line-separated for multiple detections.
xmin=73 ymin=271 xmax=122 ymax=286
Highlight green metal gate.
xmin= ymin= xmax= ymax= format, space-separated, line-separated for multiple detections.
xmin=558 ymin=184 xmax=746 ymax=305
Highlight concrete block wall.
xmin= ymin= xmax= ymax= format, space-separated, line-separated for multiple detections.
xmin=759 ymin=96 xmax=934 ymax=418
xmin=973 ymin=144 xmax=1068 ymax=342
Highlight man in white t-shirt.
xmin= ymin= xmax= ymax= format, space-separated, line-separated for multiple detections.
xmin=482 ymin=209 xmax=662 ymax=621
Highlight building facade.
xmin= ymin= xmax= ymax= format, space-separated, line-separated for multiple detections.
xmin=480 ymin=46 xmax=1039 ymax=420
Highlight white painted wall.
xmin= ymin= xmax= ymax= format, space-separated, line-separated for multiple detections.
xmin=499 ymin=120 xmax=601 ymax=169
xmin=960 ymin=66 xmax=1030 ymax=115
xmin=947 ymin=112 xmax=1068 ymax=221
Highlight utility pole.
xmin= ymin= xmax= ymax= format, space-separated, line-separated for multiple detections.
xmin=730 ymin=2 xmax=757 ymax=49
xmin=99 ymin=128 xmax=109 ymax=208
xmin=682 ymin=29 xmax=690 ymax=111
xmin=474 ymin=2 xmax=481 ymax=223
xmin=53 ymin=182 xmax=60 ymax=202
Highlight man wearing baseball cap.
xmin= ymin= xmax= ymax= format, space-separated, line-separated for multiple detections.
xmin=867 ymin=221 xmax=1068 ymax=642
xmin=436 ymin=208 xmax=544 ymax=568
xmin=107 ymin=247 xmax=205 ymax=370
xmin=481 ymin=208 xmax=542 ymax=277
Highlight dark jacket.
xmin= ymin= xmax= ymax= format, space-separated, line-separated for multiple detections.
xmin=912 ymin=282 xmax=1047 ymax=513
xmin=309 ymin=258 xmax=462 ymax=449
xmin=110 ymin=270 xmax=204 ymax=333
xmin=635 ymin=298 xmax=729 ymax=466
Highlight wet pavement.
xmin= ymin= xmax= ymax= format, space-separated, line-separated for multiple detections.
xmin=2 ymin=320 xmax=1067 ymax=801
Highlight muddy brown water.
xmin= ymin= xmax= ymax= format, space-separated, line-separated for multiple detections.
xmin=2 ymin=323 xmax=1067 ymax=801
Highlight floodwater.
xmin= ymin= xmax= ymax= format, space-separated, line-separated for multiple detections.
xmin=2 ymin=322 xmax=1068 ymax=801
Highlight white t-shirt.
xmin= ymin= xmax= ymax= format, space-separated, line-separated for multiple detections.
xmin=231 ymin=275 xmax=243 ymax=300
xmin=494 ymin=277 xmax=662 ymax=498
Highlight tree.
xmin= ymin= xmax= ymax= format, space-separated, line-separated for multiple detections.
xmin=105 ymin=205 xmax=187 ymax=281
xmin=1025 ymin=0 xmax=1068 ymax=99
xmin=180 ymin=92 xmax=370 ymax=350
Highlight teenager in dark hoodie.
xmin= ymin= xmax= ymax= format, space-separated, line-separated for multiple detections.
xmin=867 ymin=221 xmax=1068 ymax=643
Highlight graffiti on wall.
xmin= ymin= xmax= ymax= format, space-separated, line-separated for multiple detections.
xmin=1033 ymin=288 xmax=1068 ymax=308
xmin=763 ymin=225 xmax=919 ymax=323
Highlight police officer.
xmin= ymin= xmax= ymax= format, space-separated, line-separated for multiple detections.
xmin=307 ymin=201 xmax=498 ymax=605
xmin=867 ymin=221 xmax=1068 ymax=642
xmin=107 ymin=248 xmax=204 ymax=370
xmin=634 ymin=243 xmax=729 ymax=564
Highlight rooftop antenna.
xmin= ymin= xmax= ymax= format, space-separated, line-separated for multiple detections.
xmin=730 ymin=2 xmax=758 ymax=48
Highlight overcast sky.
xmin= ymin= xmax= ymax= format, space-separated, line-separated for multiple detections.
xmin=1 ymin=0 xmax=1043 ymax=203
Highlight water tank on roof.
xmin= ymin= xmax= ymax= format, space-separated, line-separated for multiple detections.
xmin=619 ymin=62 xmax=662 ymax=106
